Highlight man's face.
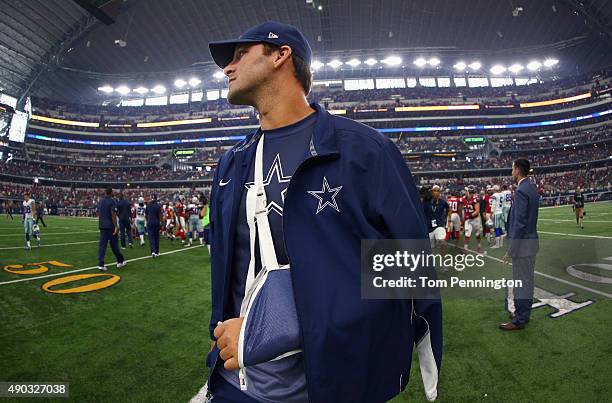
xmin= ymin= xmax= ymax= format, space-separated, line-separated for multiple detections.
xmin=223 ymin=43 xmax=275 ymax=106
xmin=432 ymin=188 xmax=440 ymax=199
xmin=24 ymin=194 xmax=29 ymax=201
xmin=511 ymin=163 xmax=519 ymax=181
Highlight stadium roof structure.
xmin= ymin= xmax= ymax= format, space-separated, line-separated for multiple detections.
xmin=1 ymin=0 xmax=611 ymax=105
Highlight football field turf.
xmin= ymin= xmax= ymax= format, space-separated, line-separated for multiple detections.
xmin=0 ymin=203 xmax=611 ymax=402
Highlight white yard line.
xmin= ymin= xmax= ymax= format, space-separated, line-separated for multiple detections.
xmin=0 ymin=230 xmax=99 ymax=237
xmin=539 ymin=218 xmax=612 ymax=223
xmin=452 ymin=245 xmax=612 ymax=298
xmin=539 ymin=200 xmax=611 ymax=210
xmin=0 ymin=245 xmax=204 ymax=286
xmin=0 ymin=240 xmax=99 ymax=250
xmin=537 ymin=231 xmax=612 ymax=239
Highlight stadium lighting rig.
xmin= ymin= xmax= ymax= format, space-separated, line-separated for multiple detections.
xmin=114 ymin=86 xmax=131 ymax=95
xmin=453 ymin=61 xmax=467 ymax=71
xmin=527 ymin=61 xmax=542 ymax=71
xmin=213 ymin=71 xmax=225 ymax=80
xmin=490 ymin=65 xmax=507 ymax=75
xmin=508 ymin=64 xmax=524 ymax=74
xmin=188 ymin=77 xmax=201 ymax=87
xmin=543 ymin=58 xmax=559 ymax=67
xmin=310 ymin=60 xmax=324 ymax=70
xmin=413 ymin=57 xmax=427 ymax=68
xmin=379 ymin=56 xmax=401 ymax=66
xmin=467 ymin=61 xmax=482 ymax=71
xmin=327 ymin=59 xmax=343 ymax=69
xmin=97 ymin=85 xmax=114 ymax=93
xmin=150 ymin=85 xmax=166 ymax=94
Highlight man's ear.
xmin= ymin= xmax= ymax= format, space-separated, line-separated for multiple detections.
xmin=273 ymin=45 xmax=293 ymax=68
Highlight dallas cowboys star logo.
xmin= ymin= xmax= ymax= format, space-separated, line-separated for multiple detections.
xmin=245 ymin=153 xmax=291 ymax=216
xmin=307 ymin=177 xmax=343 ymax=214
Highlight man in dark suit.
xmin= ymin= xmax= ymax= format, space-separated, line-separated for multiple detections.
xmin=501 ymin=159 xmax=539 ymax=330
xmin=97 ymin=188 xmax=126 ymax=271
xmin=116 ymin=192 xmax=133 ymax=249
xmin=145 ymin=194 xmax=163 ymax=258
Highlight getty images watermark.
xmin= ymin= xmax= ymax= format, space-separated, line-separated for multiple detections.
xmin=360 ymin=239 xmax=526 ymax=299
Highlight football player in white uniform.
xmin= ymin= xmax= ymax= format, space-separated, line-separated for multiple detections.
xmin=135 ymin=197 xmax=147 ymax=246
xmin=185 ymin=196 xmax=202 ymax=247
xmin=490 ymin=185 xmax=505 ymax=248
xmin=501 ymin=184 xmax=512 ymax=226
xmin=22 ymin=192 xmax=39 ymax=249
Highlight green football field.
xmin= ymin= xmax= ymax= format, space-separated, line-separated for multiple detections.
xmin=0 ymin=202 xmax=611 ymax=402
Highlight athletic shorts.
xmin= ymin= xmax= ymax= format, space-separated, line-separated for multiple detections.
xmin=464 ymin=217 xmax=481 ymax=237
xmin=429 ymin=227 xmax=447 ymax=242
xmin=135 ymin=218 xmax=146 ymax=234
xmin=449 ymin=213 xmax=461 ymax=231
xmin=189 ymin=216 xmax=201 ymax=232
xmin=493 ymin=213 xmax=504 ymax=229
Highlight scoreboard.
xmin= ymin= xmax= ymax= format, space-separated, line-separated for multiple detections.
xmin=173 ymin=149 xmax=196 ymax=157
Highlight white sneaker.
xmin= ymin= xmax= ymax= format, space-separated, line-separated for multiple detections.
xmin=151 ymin=253 xmax=157 ymax=258
xmin=116 ymin=261 xmax=127 ymax=268
xmin=98 ymin=266 xmax=107 ymax=271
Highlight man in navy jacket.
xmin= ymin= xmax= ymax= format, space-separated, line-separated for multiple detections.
xmin=207 ymin=21 xmax=442 ymax=402
xmin=501 ymin=158 xmax=539 ymax=330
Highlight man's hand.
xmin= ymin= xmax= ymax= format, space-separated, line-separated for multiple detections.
xmin=213 ymin=318 xmax=244 ymax=371
xmin=112 ymin=226 xmax=118 ymax=236
xmin=503 ymin=253 xmax=512 ymax=265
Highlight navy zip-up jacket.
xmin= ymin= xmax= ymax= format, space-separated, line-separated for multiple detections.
xmin=208 ymin=103 xmax=443 ymax=402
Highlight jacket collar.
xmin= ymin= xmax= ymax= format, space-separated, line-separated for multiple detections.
xmin=234 ymin=103 xmax=339 ymax=157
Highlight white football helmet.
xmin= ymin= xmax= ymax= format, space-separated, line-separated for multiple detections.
xmin=138 ymin=197 xmax=145 ymax=204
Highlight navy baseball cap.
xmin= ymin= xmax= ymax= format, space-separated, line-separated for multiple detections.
xmin=209 ymin=21 xmax=312 ymax=69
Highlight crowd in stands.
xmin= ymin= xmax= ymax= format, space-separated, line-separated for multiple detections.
xmin=8 ymin=145 xmax=223 ymax=167
xmin=480 ymin=143 xmax=609 ymax=169
xmin=494 ymin=125 xmax=611 ymax=150
xmin=2 ymin=140 xmax=608 ymax=182
xmin=418 ymin=167 xmax=610 ymax=200
xmin=2 ymin=160 xmax=213 ymax=182
xmin=0 ymin=182 xmax=205 ymax=213
xmin=2 ymin=165 xmax=608 ymax=214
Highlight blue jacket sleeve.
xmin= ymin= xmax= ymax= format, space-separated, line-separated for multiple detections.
xmin=374 ymin=139 xmax=443 ymax=401
xmin=208 ymin=157 xmax=222 ymax=341
xmin=507 ymin=188 xmax=528 ymax=256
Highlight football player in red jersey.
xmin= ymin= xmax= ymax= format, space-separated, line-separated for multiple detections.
xmin=446 ymin=190 xmax=464 ymax=244
xmin=174 ymin=195 xmax=187 ymax=244
xmin=165 ymin=202 xmax=176 ymax=241
xmin=463 ymin=185 xmax=482 ymax=253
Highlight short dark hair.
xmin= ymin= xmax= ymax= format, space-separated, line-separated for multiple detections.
xmin=513 ymin=159 xmax=530 ymax=176
xmin=262 ymin=43 xmax=312 ymax=95
xmin=105 ymin=187 xmax=113 ymax=196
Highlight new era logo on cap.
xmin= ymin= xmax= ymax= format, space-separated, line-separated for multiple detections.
xmin=209 ymin=21 xmax=312 ymax=69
